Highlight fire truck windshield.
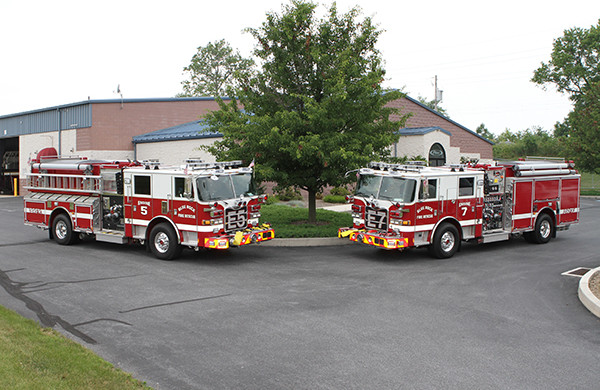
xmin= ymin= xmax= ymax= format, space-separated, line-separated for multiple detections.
xmin=356 ymin=175 xmax=416 ymax=203
xmin=196 ymin=173 xmax=256 ymax=201
xmin=231 ymin=173 xmax=256 ymax=197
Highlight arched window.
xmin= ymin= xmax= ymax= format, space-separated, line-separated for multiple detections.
xmin=429 ymin=143 xmax=446 ymax=167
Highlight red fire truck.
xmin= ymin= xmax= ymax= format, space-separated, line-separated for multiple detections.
xmin=23 ymin=150 xmax=274 ymax=260
xmin=338 ymin=159 xmax=580 ymax=258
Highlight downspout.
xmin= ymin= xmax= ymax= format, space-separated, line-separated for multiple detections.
xmin=57 ymin=108 xmax=62 ymax=156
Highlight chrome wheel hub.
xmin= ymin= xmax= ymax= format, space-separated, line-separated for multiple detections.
xmin=154 ymin=232 xmax=170 ymax=253
xmin=55 ymin=221 xmax=67 ymax=240
xmin=540 ymin=220 xmax=551 ymax=239
xmin=441 ymin=231 xmax=455 ymax=252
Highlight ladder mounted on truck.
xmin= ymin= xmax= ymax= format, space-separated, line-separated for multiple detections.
xmin=25 ymin=173 xmax=103 ymax=194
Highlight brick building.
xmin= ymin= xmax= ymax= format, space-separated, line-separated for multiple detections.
xmin=387 ymin=96 xmax=493 ymax=164
xmin=0 ymin=95 xmax=493 ymax=194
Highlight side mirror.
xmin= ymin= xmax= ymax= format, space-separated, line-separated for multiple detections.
xmin=419 ymin=179 xmax=429 ymax=200
xmin=184 ymin=177 xmax=194 ymax=199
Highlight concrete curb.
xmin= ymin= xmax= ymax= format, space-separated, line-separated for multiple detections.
xmin=578 ymin=267 xmax=600 ymax=319
xmin=260 ymin=237 xmax=352 ymax=247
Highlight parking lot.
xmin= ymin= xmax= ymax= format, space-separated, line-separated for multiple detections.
xmin=1 ymin=196 xmax=599 ymax=389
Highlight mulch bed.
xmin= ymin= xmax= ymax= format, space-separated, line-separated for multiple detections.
xmin=589 ymin=270 xmax=600 ymax=300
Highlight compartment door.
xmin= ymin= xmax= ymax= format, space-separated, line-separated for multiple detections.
xmin=512 ymin=181 xmax=533 ymax=230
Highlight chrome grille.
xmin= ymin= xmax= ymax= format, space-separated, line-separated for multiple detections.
xmin=365 ymin=207 xmax=388 ymax=231
xmin=225 ymin=207 xmax=248 ymax=232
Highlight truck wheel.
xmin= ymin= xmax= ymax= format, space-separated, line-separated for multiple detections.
xmin=429 ymin=223 xmax=459 ymax=259
xmin=149 ymin=223 xmax=182 ymax=260
xmin=52 ymin=214 xmax=76 ymax=245
xmin=531 ymin=214 xmax=554 ymax=244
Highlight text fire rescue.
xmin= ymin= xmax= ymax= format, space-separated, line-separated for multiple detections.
xmin=339 ymin=160 xmax=580 ymax=258
xmin=23 ymin=149 xmax=274 ymax=260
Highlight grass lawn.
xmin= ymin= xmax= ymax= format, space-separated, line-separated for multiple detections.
xmin=0 ymin=305 xmax=150 ymax=390
xmin=261 ymin=203 xmax=352 ymax=238
xmin=580 ymin=171 xmax=600 ymax=196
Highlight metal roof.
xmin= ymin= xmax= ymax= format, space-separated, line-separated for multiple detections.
xmin=0 ymin=103 xmax=92 ymax=138
xmin=132 ymin=120 xmax=222 ymax=144
xmin=398 ymin=126 xmax=452 ymax=137
xmin=0 ymin=97 xmax=225 ymax=139
xmin=0 ymin=97 xmax=222 ymax=119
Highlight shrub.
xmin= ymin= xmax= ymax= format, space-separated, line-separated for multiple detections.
xmin=329 ymin=186 xmax=350 ymax=196
xmin=274 ymin=186 xmax=303 ymax=201
xmin=323 ymin=195 xmax=347 ymax=203
xmin=265 ymin=194 xmax=279 ymax=205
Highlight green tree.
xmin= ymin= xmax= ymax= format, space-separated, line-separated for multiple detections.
xmin=492 ymin=127 xmax=562 ymax=160
xmin=475 ymin=123 xmax=495 ymax=142
xmin=532 ymin=19 xmax=600 ymax=171
xmin=179 ymin=39 xmax=254 ymax=97
xmin=532 ymin=20 xmax=600 ymax=101
xmin=204 ymin=1 xmax=408 ymax=222
xmin=562 ymin=81 xmax=600 ymax=172
xmin=416 ymin=96 xmax=449 ymax=118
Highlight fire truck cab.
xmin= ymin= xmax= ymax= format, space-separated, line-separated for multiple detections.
xmin=339 ymin=159 xmax=580 ymax=258
xmin=24 ymin=152 xmax=274 ymax=260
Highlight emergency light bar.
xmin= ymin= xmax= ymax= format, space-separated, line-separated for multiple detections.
xmin=188 ymin=160 xmax=244 ymax=170
xmin=185 ymin=158 xmax=204 ymax=164
xmin=141 ymin=159 xmax=160 ymax=169
xmin=369 ymin=161 xmax=426 ymax=172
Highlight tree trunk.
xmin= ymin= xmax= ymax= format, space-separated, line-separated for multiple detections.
xmin=308 ymin=189 xmax=317 ymax=224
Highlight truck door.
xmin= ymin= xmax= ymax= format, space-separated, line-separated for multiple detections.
xmin=171 ymin=176 xmax=199 ymax=244
xmin=130 ymin=174 xmax=153 ymax=237
xmin=416 ymin=177 xmax=440 ymax=228
xmin=457 ymin=176 xmax=478 ymax=238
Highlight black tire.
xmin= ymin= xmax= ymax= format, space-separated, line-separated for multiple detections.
xmin=429 ymin=223 xmax=460 ymax=259
xmin=149 ymin=223 xmax=182 ymax=260
xmin=531 ymin=214 xmax=554 ymax=244
xmin=52 ymin=214 xmax=76 ymax=245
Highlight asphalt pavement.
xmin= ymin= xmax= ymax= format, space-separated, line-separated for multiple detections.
xmin=0 ymin=196 xmax=599 ymax=389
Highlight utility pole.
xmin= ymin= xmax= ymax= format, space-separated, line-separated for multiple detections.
xmin=433 ymin=75 xmax=443 ymax=110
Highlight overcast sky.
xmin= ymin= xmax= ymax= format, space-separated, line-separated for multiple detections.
xmin=1 ymin=0 xmax=599 ymax=134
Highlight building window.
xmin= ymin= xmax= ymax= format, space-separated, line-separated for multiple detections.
xmin=429 ymin=143 xmax=446 ymax=167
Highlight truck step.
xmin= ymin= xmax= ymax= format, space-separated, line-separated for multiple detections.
xmin=481 ymin=232 xmax=510 ymax=244
xmin=96 ymin=231 xmax=126 ymax=244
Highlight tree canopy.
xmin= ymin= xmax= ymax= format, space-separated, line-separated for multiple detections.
xmin=492 ymin=127 xmax=562 ymax=160
xmin=475 ymin=123 xmax=495 ymax=142
xmin=532 ymin=19 xmax=600 ymax=172
xmin=179 ymin=39 xmax=254 ymax=97
xmin=203 ymin=0 xmax=408 ymax=221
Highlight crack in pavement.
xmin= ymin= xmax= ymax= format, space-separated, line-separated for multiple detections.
xmin=23 ymin=274 xmax=143 ymax=292
xmin=0 ymin=240 xmax=48 ymax=248
xmin=0 ymin=268 xmax=139 ymax=344
xmin=119 ymin=294 xmax=232 ymax=314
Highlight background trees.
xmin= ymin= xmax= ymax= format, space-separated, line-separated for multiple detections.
xmin=492 ymin=127 xmax=562 ymax=160
xmin=179 ymin=39 xmax=254 ymax=97
xmin=203 ymin=1 xmax=408 ymax=222
xmin=532 ymin=19 xmax=600 ymax=172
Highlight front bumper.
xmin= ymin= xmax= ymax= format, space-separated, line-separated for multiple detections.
xmin=338 ymin=227 xmax=409 ymax=250
xmin=204 ymin=224 xmax=275 ymax=249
